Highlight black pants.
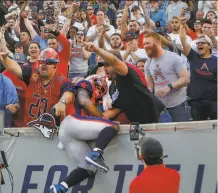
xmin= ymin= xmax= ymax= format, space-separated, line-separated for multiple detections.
xmin=190 ymin=101 xmax=217 ymax=121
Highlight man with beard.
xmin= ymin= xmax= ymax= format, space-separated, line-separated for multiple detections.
xmin=0 ymin=48 xmax=75 ymax=126
xmin=180 ymin=20 xmax=217 ymax=121
xmin=82 ymin=41 xmax=171 ymax=124
xmin=99 ymin=33 xmax=123 ymax=52
xmin=144 ymin=31 xmax=190 ymax=122
xmin=168 ymin=16 xmax=192 ymax=69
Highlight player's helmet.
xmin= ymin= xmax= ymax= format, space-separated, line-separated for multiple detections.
xmin=38 ymin=48 xmax=59 ymax=64
xmin=86 ymin=75 xmax=108 ymax=100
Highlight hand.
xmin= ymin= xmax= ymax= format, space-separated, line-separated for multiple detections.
xmin=102 ymin=25 xmax=110 ymax=34
xmin=0 ymin=52 xmax=9 ymax=62
xmin=125 ymin=0 xmax=133 ymax=7
xmin=204 ymin=28 xmax=215 ymax=39
xmin=180 ymin=17 xmax=188 ymax=25
xmin=6 ymin=104 xmax=18 ymax=114
xmin=82 ymin=41 xmax=99 ymax=52
xmin=156 ymin=86 xmax=171 ymax=99
xmin=180 ymin=8 xmax=186 ymax=17
xmin=53 ymin=102 xmax=66 ymax=117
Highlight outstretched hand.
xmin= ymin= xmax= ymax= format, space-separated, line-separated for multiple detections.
xmin=81 ymin=41 xmax=99 ymax=53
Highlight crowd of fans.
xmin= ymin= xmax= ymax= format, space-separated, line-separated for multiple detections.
xmin=0 ymin=0 xmax=217 ymax=127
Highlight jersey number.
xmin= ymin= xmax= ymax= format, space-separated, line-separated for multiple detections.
xmin=29 ymin=94 xmax=48 ymax=118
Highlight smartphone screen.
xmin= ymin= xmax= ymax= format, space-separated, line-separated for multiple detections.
xmin=130 ymin=122 xmax=140 ymax=140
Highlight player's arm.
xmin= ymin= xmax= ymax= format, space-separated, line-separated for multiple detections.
xmin=0 ymin=53 xmax=23 ymax=79
xmin=103 ymin=108 xmax=121 ymax=119
xmin=77 ymin=88 xmax=104 ymax=118
xmin=82 ymin=41 xmax=128 ymax=76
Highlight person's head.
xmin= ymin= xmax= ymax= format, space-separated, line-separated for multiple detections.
xmin=4 ymin=0 xmax=13 ymax=8
xmin=116 ymin=16 xmax=122 ymax=29
xmin=196 ymin=35 xmax=212 ymax=57
xmin=7 ymin=18 xmax=16 ymax=28
xmin=193 ymin=19 xmax=202 ymax=32
xmin=136 ymin=58 xmax=147 ymax=73
xmin=110 ymin=33 xmax=122 ymax=49
xmin=28 ymin=41 xmax=41 ymax=59
xmin=97 ymin=10 xmax=105 ymax=24
xmin=87 ymin=5 xmax=94 ymax=16
xmin=196 ymin=10 xmax=204 ymax=20
xmin=67 ymin=26 xmax=78 ymax=39
xmin=150 ymin=0 xmax=159 ymax=10
xmin=20 ymin=31 xmax=31 ymax=44
xmin=126 ymin=31 xmax=138 ymax=48
xmin=201 ymin=19 xmax=212 ymax=35
xmin=136 ymin=137 xmax=164 ymax=166
xmin=144 ymin=31 xmax=162 ymax=58
xmin=128 ymin=20 xmax=140 ymax=34
xmin=75 ymin=9 xmax=81 ymax=20
xmin=13 ymin=53 xmax=27 ymax=65
xmin=75 ymin=30 xmax=85 ymax=42
xmin=81 ymin=10 xmax=88 ymax=20
xmin=212 ymin=17 xmax=217 ymax=33
xmin=38 ymin=48 xmax=59 ymax=79
xmin=57 ymin=22 xmax=64 ymax=31
xmin=47 ymin=37 xmax=59 ymax=51
xmin=104 ymin=15 xmax=111 ymax=25
xmin=73 ymin=1 xmax=80 ymax=9
xmin=131 ymin=6 xmax=141 ymax=17
xmin=57 ymin=1 xmax=65 ymax=9
xmin=38 ymin=11 xmax=45 ymax=20
xmin=171 ymin=16 xmax=181 ymax=32
xmin=99 ymin=0 xmax=108 ymax=12
xmin=98 ymin=50 xmax=123 ymax=81
xmin=205 ymin=11 xmax=216 ymax=21
xmin=14 ymin=42 xmax=24 ymax=54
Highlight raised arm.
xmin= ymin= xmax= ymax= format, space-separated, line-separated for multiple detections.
xmin=180 ymin=18 xmax=191 ymax=56
xmin=83 ymin=41 xmax=128 ymax=76
xmin=0 ymin=53 xmax=23 ymax=79
xmin=23 ymin=18 xmax=37 ymax=39
xmin=121 ymin=2 xmax=131 ymax=40
xmin=60 ymin=18 xmax=72 ymax=37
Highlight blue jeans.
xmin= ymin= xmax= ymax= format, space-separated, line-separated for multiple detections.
xmin=159 ymin=109 xmax=172 ymax=123
xmin=167 ymin=101 xmax=190 ymax=122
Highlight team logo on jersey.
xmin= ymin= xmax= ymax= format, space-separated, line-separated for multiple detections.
xmin=154 ymin=64 xmax=166 ymax=81
xmin=195 ymin=63 xmax=213 ymax=76
xmin=111 ymin=89 xmax=119 ymax=103
xmin=27 ymin=113 xmax=58 ymax=139
xmin=31 ymin=73 xmax=39 ymax=81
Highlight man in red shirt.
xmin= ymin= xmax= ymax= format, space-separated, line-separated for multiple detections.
xmin=87 ymin=5 xmax=97 ymax=25
xmin=129 ymin=137 xmax=180 ymax=193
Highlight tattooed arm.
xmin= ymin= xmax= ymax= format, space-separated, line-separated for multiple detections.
xmin=77 ymin=88 xmax=104 ymax=117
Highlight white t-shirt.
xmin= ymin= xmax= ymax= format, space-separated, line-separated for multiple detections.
xmin=121 ymin=49 xmax=147 ymax=65
xmin=86 ymin=24 xmax=115 ymax=50
xmin=169 ymin=33 xmax=192 ymax=69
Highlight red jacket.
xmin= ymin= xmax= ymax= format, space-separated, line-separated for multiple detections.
xmin=129 ymin=164 xmax=180 ymax=193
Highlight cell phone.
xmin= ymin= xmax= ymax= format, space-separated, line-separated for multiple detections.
xmin=130 ymin=122 xmax=140 ymax=140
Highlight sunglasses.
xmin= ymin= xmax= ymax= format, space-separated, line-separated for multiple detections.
xmin=196 ymin=42 xmax=208 ymax=45
xmin=87 ymin=9 xmax=93 ymax=10
xmin=194 ymin=22 xmax=201 ymax=25
xmin=38 ymin=58 xmax=59 ymax=65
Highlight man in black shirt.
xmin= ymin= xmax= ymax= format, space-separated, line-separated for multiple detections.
xmin=82 ymin=41 xmax=170 ymax=124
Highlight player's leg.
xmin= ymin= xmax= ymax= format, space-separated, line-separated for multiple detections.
xmin=68 ymin=114 xmax=120 ymax=172
xmin=50 ymin=116 xmax=96 ymax=193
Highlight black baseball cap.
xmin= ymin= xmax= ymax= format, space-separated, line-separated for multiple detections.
xmin=125 ymin=31 xmax=138 ymax=41
xmin=138 ymin=137 xmax=164 ymax=162
xmin=98 ymin=50 xmax=123 ymax=67
xmin=131 ymin=6 xmax=140 ymax=12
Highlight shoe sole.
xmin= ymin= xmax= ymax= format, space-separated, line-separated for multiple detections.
xmin=85 ymin=157 xmax=109 ymax=173
xmin=49 ymin=185 xmax=57 ymax=193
